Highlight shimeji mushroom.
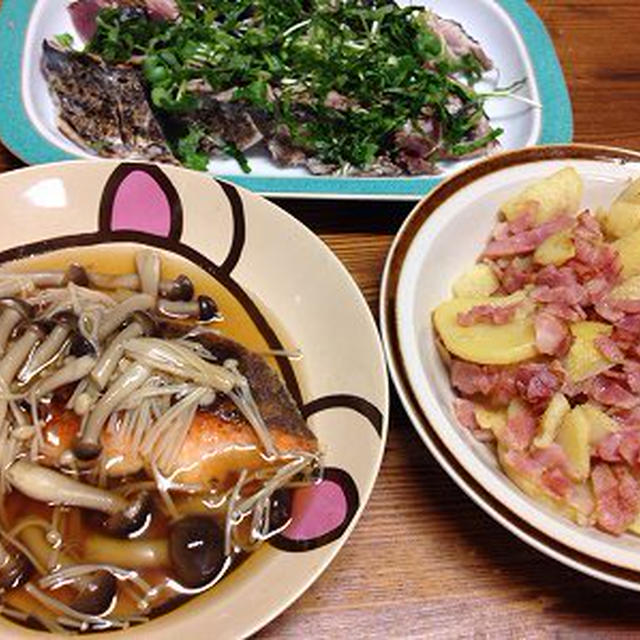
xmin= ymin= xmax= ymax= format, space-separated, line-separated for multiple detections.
xmin=156 ymin=295 xmax=219 ymax=322
xmin=20 ymin=526 xmax=117 ymax=615
xmin=90 ymin=311 xmax=157 ymax=390
xmin=0 ymin=299 xmax=33 ymax=357
xmin=18 ymin=312 xmax=77 ymax=383
xmin=7 ymin=462 xmax=151 ymax=537
xmin=169 ymin=516 xmax=226 ymax=589
xmin=73 ymin=362 xmax=151 ymax=460
xmin=0 ymin=540 xmax=31 ymax=591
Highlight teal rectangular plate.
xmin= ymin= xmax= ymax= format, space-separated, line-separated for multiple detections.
xmin=0 ymin=0 xmax=572 ymax=199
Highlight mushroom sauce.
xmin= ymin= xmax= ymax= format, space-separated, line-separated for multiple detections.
xmin=0 ymin=246 xmax=320 ymax=633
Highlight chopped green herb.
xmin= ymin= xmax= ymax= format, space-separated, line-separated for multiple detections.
xmin=83 ymin=0 xmax=503 ymax=173
xmin=54 ymin=33 xmax=74 ymax=48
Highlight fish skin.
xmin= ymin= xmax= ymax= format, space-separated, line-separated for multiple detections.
xmin=41 ymin=40 xmax=177 ymax=163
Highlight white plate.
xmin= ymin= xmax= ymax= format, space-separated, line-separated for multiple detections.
xmin=381 ymin=144 xmax=640 ymax=591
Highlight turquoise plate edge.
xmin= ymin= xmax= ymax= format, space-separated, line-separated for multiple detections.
xmin=0 ymin=0 xmax=573 ymax=198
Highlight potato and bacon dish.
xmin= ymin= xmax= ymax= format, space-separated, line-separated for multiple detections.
xmin=434 ymin=167 xmax=640 ymax=536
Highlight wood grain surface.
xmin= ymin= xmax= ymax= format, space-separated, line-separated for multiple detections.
xmin=2 ymin=1 xmax=640 ymax=637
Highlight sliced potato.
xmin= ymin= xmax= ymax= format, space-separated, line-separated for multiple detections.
xmin=498 ymin=445 xmax=591 ymax=525
xmin=612 ymin=228 xmax=640 ymax=278
xmin=474 ymin=406 xmax=507 ymax=439
xmin=534 ymin=393 xmax=571 ymax=449
xmin=599 ymin=201 xmax=640 ymax=240
xmin=452 ymin=263 xmax=500 ymax=298
xmin=432 ymin=292 xmax=536 ymax=366
xmin=501 ymin=167 xmax=583 ymax=224
xmin=580 ymin=403 xmax=619 ymax=446
xmin=533 ymin=229 xmax=576 ymax=266
xmin=556 ymin=407 xmax=591 ymax=482
xmin=617 ymin=176 xmax=640 ymax=203
xmin=565 ymin=321 xmax=614 ymax=383
xmin=610 ymin=274 xmax=640 ymax=300
xmin=628 ymin=513 xmax=640 ymax=535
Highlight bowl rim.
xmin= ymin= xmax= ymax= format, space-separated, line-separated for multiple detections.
xmin=380 ymin=143 xmax=640 ymax=590
xmin=0 ymin=158 xmax=390 ymax=638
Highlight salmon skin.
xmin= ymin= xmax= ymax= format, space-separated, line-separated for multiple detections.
xmin=43 ymin=331 xmax=317 ymax=485
xmin=41 ymin=40 xmax=176 ymax=163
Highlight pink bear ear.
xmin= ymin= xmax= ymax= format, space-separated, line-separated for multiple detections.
xmin=99 ymin=164 xmax=183 ymax=240
xmin=270 ymin=468 xmax=359 ymax=552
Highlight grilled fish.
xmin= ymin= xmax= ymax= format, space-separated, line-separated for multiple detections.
xmin=42 ymin=333 xmax=317 ymax=485
xmin=41 ymin=41 xmax=176 ymax=163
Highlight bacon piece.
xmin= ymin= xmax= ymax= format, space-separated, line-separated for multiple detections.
xmin=594 ymin=335 xmax=625 ymax=363
xmin=499 ymin=260 xmax=533 ymax=293
xmin=453 ymin=398 xmax=479 ymax=431
xmin=617 ymin=315 xmax=640 ymax=335
xmin=543 ymin=302 xmax=586 ymax=322
xmin=531 ymin=283 xmax=587 ymax=306
xmin=535 ymin=265 xmax=579 ymax=289
xmin=624 ymin=361 xmax=640 ymax=394
xmin=534 ymin=312 xmax=569 ymax=356
xmin=515 ymin=363 xmax=562 ymax=403
xmin=597 ymin=432 xmax=624 ymax=462
xmin=541 ymin=467 xmax=572 ymax=498
xmin=595 ymin=300 xmax=626 ymax=323
xmin=589 ymin=375 xmax=638 ymax=409
xmin=484 ymin=216 xmax=573 ymax=258
xmin=503 ymin=403 xmax=537 ymax=451
xmin=585 ymin=277 xmax=612 ymax=304
xmin=592 ymin=463 xmax=640 ymax=534
xmin=450 ymin=360 xmax=498 ymax=396
xmin=505 ymin=444 xmax=571 ymax=498
xmin=457 ymin=302 xmax=519 ymax=327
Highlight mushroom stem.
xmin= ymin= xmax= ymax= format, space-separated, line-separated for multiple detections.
xmin=0 ymin=279 xmax=35 ymax=298
xmin=91 ymin=323 xmax=144 ymax=391
xmin=0 ymin=538 xmax=31 ymax=590
xmin=0 ymin=325 xmax=43 ymax=385
xmin=32 ymin=355 xmax=96 ymax=398
xmin=88 ymin=272 xmax=194 ymax=301
xmin=18 ymin=323 xmax=71 ymax=383
xmin=135 ymin=251 xmax=160 ymax=297
xmin=84 ymin=535 xmax=169 ymax=568
xmin=88 ymin=272 xmax=140 ymax=291
xmin=0 ymin=309 xmax=25 ymax=357
xmin=20 ymin=526 xmax=118 ymax=616
xmin=7 ymin=461 xmax=127 ymax=515
xmin=156 ymin=295 xmax=218 ymax=322
xmin=97 ymin=294 xmax=154 ymax=341
xmin=76 ymin=363 xmax=151 ymax=459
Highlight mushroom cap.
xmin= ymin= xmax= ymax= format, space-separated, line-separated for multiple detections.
xmin=0 ymin=545 xmax=32 ymax=592
xmin=166 ymin=275 xmax=194 ymax=302
xmin=51 ymin=310 xmax=78 ymax=328
xmin=197 ymin=296 xmax=218 ymax=322
xmin=69 ymin=333 xmax=96 ymax=358
xmin=65 ymin=264 xmax=90 ymax=287
xmin=104 ymin=491 xmax=152 ymax=538
xmin=269 ymin=489 xmax=293 ymax=532
xmin=71 ymin=570 xmax=117 ymax=615
xmin=169 ymin=515 xmax=226 ymax=589
xmin=71 ymin=438 xmax=103 ymax=461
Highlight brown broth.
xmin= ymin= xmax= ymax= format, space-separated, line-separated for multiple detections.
xmin=0 ymin=244 xmax=296 ymax=633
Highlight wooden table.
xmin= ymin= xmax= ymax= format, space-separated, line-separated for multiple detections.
xmin=2 ymin=1 xmax=640 ymax=636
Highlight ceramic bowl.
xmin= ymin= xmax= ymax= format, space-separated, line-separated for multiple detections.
xmin=0 ymin=160 xmax=388 ymax=638
xmin=381 ymin=144 xmax=640 ymax=591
